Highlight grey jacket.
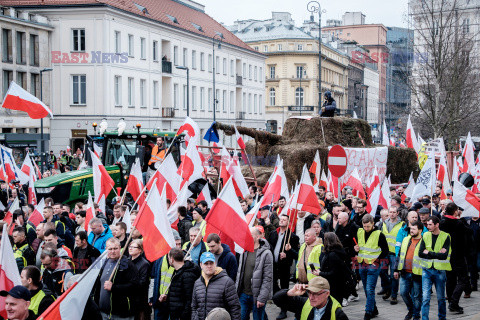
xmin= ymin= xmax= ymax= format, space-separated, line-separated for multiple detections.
xmin=191 ymin=268 xmax=241 ymax=320
xmin=235 ymin=239 xmax=273 ymax=304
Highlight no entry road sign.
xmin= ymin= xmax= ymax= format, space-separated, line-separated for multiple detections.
xmin=328 ymin=145 xmax=347 ymax=178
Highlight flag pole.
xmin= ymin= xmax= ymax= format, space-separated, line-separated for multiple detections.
xmin=184 ymin=222 xmax=207 ymax=260
xmin=119 ymin=184 xmax=129 ymax=205
xmin=132 ymin=184 xmax=148 ymax=210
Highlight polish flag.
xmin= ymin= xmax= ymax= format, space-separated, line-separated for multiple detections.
xmin=406 ymin=115 xmax=419 ymax=153
xmin=327 ymin=170 xmax=339 ymax=199
xmin=0 ymin=145 xmax=28 ymax=184
xmin=463 ymin=132 xmax=476 ymax=175
xmin=167 ymin=183 xmax=193 ymax=225
xmin=212 ymin=142 xmax=221 ymax=154
xmin=176 ymin=117 xmax=201 ymax=146
xmin=263 ymin=157 xmax=281 ymax=192
xmin=205 ymin=177 xmax=254 ymax=252
xmin=1 ymin=81 xmax=53 ymax=119
xmin=90 ymin=150 xmax=114 ymax=212
xmin=28 ymin=198 xmax=45 ymax=227
xmin=37 ymin=251 xmax=107 ymax=320
xmin=78 ymin=159 xmax=88 ymax=170
xmin=234 ymin=125 xmax=250 ymax=165
xmin=126 ymin=158 xmax=145 ymax=206
xmin=297 ymin=165 xmax=321 ymax=214
xmin=219 ymin=148 xmax=249 ymax=198
xmin=147 ymin=154 xmax=181 ymax=201
xmin=452 ymin=156 xmax=460 ymax=182
xmin=134 ymin=181 xmax=176 ymax=261
xmin=402 ymin=173 xmax=415 ymax=203
xmin=284 ymin=182 xmax=300 ymax=230
xmin=437 ymin=153 xmax=450 ymax=200
xmin=379 ymin=178 xmax=391 ymax=209
xmin=309 ymin=150 xmax=321 ymax=188
xmin=319 ymin=170 xmax=328 ymax=190
xmin=389 ymin=137 xmax=395 ymax=147
xmin=197 ymin=182 xmax=213 ymax=208
xmin=0 ymin=224 xmax=22 ymax=319
xmin=260 ymin=163 xmax=289 ymax=207
xmin=345 ymin=168 xmax=365 ymax=199
xmin=84 ymin=192 xmax=94 ymax=234
xmin=21 ymin=152 xmax=36 ymax=181
xmin=177 ymin=139 xmax=204 ymax=188
xmin=399 ymin=141 xmax=406 ymax=148
xmin=366 ymin=167 xmax=381 ymax=216
xmin=27 ymin=171 xmax=37 ymax=205
xmin=92 ymin=143 xmax=102 ymax=158
xmin=3 ymin=197 xmax=19 ymax=226
xmin=453 ymin=181 xmax=480 ymax=218
xmin=382 ymin=121 xmax=389 ymax=146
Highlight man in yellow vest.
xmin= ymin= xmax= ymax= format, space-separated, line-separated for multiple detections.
xmin=272 ymin=276 xmax=348 ymax=320
xmin=296 ymin=229 xmax=324 ymax=284
xmin=394 ymin=220 xmax=424 ymax=320
xmin=354 ymin=214 xmax=389 ymax=320
xmin=418 ymin=216 xmax=451 ymax=320
xmin=0 ymin=285 xmax=36 ymax=320
xmin=379 ymin=206 xmax=404 ymax=304
xmin=20 ymin=266 xmax=55 ymax=317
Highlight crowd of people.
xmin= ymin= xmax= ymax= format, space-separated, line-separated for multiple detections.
xmin=0 ymin=175 xmax=479 ymax=320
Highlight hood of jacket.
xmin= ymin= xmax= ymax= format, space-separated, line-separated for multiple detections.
xmin=257 ymin=238 xmax=271 ymax=255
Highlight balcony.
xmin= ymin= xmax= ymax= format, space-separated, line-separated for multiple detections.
xmin=162 ymin=60 xmax=172 ymax=74
xmin=237 ymin=111 xmax=246 ymax=120
xmin=162 ymin=107 xmax=174 ymax=118
xmin=236 ymin=75 xmax=242 ymax=86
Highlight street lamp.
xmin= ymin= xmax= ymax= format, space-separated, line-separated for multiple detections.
xmin=176 ymin=65 xmax=190 ymax=117
xmin=39 ymin=67 xmax=53 ymax=174
xmin=307 ymin=1 xmax=324 ymax=113
xmin=212 ymin=34 xmax=222 ymax=122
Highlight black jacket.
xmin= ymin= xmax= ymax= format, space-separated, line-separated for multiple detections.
xmin=320 ymin=100 xmax=337 ymax=118
xmin=73 ymin=243 xmax=101 ymax=273
xmin=167 ymin=260 xmax=201 ymax=320
xmin=131 ymin=255 xmax=151 ymax=309
xmin=268 ymin=228 xmax=299 ymax=266
xmin=93 ymin=256 xmax=139 ymax=317
xmin=335 ymin=221 xmax=359 ymax=260
xmin=440 ymin=216 xmax=468 ymax=266
xmin=178 ymin=216 xmax=193 ymax=244
xmin=216 ymin=244 xmax=238 ymax=281
xmin=319 ymin=248 xmax=349 ymax=302
xmin=29 ymin=285 xmax=55 ymax=316
xmin=191 ymin=269 xmax=241 ymax=320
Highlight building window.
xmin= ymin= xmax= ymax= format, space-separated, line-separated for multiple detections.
xmin=2 ymin=29 xmax=12 ymax=62
xmin=114 ymin=31 xmax=121 ymax=54
xmin=192 ymin=50 xmax=197 ymax=69
xmin=174 ymin=46 xmax=179 ymax=65
xmin=270 ymin=66 xmax=275 ymax=79
xmin=269 ymin=88 xmax=275 ymax=106
xmin=243 ymin=92 xmax=246 ymax=113
xmin=278 ymin=44 xmax=282 ymax=51
xmin=221 ymin=90 xmax=225 ymax=112
xmin=463 ymin=18 xmax=470 ymax=33
xmin=2 ymin=70 xmax=13 ymax=97
xmin=254 ymin=66 xmax=258 ymax=81
xmin=28 ymin=34 xmax=39 ymax=66
xmin=230 ymin=91 xmax=234 ymax=113
xmin=128 ymin=34 xmax=134 ymax=57
xmin=254 ymin=46 xmax=259 ymax=51
xmin=223 ymin=58 xmax=227 ymax=75
xmin=183 ymin=48 xmax=188 ymax=67
xmin=259 ymin=94 xmax=263 ymax=114
xmin=153 ymin=81 xmax=159 ymax=108
xmin=208 ymin=88 xmax=213 ymax=111
xmin=16 ymin=72 xmax=26 ymax=89
xmin=295 ymin=87 xmax=304 ymax=106
xmin=230 ymin=60 xmax=234 ymax=77
xmin=174 ymin=84 xmax=179 ymax=110
xmin=259 ymin=67 xmax=263 ymax=82
xmin=140 ymin=38 xmax=146 ymax=59
xmin=72 ymin=75 xmax=86 ymax=105
xmin=200 ymin=87 xmax=205 ymax=110
xmin=200 ymin=52 xmax=205 ymax=71
xmin=72 ymin=29 xmax=85 ymax=52
xmin=208 ymin=54 xmax=212 ymax=72
xmin=153 ymin=41 xmax=158 ymax=61
xmin=15 ymin=32 xmax=25 ymax=64
xmin=297 ymin=44 xmax=303 ymax=51
xmin=114 ymin=76 xmax=121 ymax=106
xmin=192 ymin=86 xmax=197 ymax=110
xmin=249 ymin=65 xmax=252 ymax=80
xmin=264 ymin=45 xmax=268 ymax=52
xmin=248 ymin=93 xmax=252 ymax=113
xmin=30 ymin=73 xmax=39 ymax=98
xmin=140 ymin=79 xmax=146 ymax=108
xmin=243 ymin=63 xmax=246 ymax=78
xmin=254 ymin=94 xmax=258 ymax=113
xmin=216 ymin=56 xmax=220 ymax=74
xmin=128 ymin=77 xmax=134 ymax=107
xmin=296 ymin=66 xmax=305 ymax=79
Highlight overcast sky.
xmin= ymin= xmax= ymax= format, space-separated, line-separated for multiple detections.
xmin=200 ymin=0 xmax=409 ymax=29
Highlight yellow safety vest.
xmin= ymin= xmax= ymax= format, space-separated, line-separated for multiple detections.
xmin=382 ymin=221 xmax=404 ymax=253
xmin=13 ymin=243 xmax=29 ymax=268
xmin=159 ymin=257 xmax=174 ymax=295
xmin=296 ymin=242 xmax=324 ymax=281
xmin=192 ymin=220 xmax=206 ymax=236
xmin=418 ymin=231 xmax=452 ymax=271
xmin=320 ymin=211 xmax=331 ymax=221
xmin=397 ymin=235 xmax=422 ymax=276
xmin=357 ymin=229 xmax=382 ymax=265
xmin=300 ymin=296 xmax=342 ymax=320
xmin=29 ymin=289 xmax=55 ymax=315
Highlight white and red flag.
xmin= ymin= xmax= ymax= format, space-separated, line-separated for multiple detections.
xmin=205 ymin=177 xmax=254 ymax=252
xmin=1 ymin=81 xmax=53 ymax=119
xmin=167 ymin=183 xmax=193 ymax=225
xmin=297 ymin=165 xmax=321 ymax=214
xmin=92 ymin=143 xmax=102 ymax=158
xmin=453 ymin=181 xmax=480 ymax=218
xmin=437 ymin=153 xmax=450 ymax=200
xmin=219 ymin=147 xmax=249 ymax=198
xmin=406 ymin=115 xmax=419 ymax=153
xmin=126 ymin=158 xmax=145 ymax=206
xmin=0 ymin=224 xmax=22 ymax=319
xmin=402 ymin=173 xmax=415 ymax=203
xmin=234 ymin=125 xmax=250 ymax=165
xmin=84 ymin=191 xmax=95 ymax=234
xmin=260 ymin=163 xmax=289 ymax=207
xmin=390 ymin=137 xmax=395 ymax=147
xmin=3 ymin=197 xmax=19 ymax=227
xmin=21 ymin=152 xmax=37 ymax=181
xmin=90 ymin=149 xmax=114 ymax=213
xmin=147 ymin=153 xmax=181 ymax=201
xmin=134 ymin=181 xmax=176 ymax=261
xmin=176 ymin=117 xmax=201 ymax=146
xmin=366 ymin=167 xmax=381 ymax=216
xmin=345 ymin=167 xmax=365 ymax=199
xmin=309 ymin=150 xmax=321 ymax=188
xmin=463 ymin=132 xmax=476 ymax=175
xmin=27 ymin=171 xmax=37 ymax=205
xmin=197 ymin=182 xmax=213 ymax=208
xmin=28 ymin=198 xmax=45 ymax=227
xmin=37 ymin=251 xmax=107 ymax=320
xmin=177 ymin=139 xmax=204 ymax=188
xmin=382 ymin=121 xmax=389 ymax=146
xmin=379 ymin=178 xmax=391 ymax=210
xmin=0 ymin=145 xmax=28 ymax=184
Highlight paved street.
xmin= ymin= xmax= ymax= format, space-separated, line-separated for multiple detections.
xmin=265 ymin=283 xmax=480 ymax=320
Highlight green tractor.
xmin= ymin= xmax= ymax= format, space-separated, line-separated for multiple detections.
xmin=34 ymin=130 xmax=183 ymax=205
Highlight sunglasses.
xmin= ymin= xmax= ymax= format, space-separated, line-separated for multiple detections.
xmin=308 ymin=290 xmax=328 ymax=296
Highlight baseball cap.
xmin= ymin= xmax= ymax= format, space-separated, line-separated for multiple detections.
xmin=418 ymin=207 xmax=430 ymax=215
xmin=200 ymin=252 xmax=216 ymax=264
xmin=0 ymin=286 xmax=31 ymax=301
xmin=307 ymin=276 xmax=330 ymax=293
xmin=421 ymin=198 xmax=431 ymax=205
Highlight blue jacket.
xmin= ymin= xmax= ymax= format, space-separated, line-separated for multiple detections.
xmin=395 ymin=224 xmax=428 ymax=256
xmin=217 ymin=244 xmax=238 ymax=282
xmin=87 ymin=224 xmax=113 ymax=253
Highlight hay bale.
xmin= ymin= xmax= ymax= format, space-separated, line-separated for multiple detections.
xmin=241 ymin=166 xmax=274 ymax=187
xmin=387 ymin=147 xmax=420 ymax=183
